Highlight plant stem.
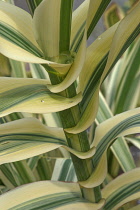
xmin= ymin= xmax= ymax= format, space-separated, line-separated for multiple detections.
xmin=45 ymin=66 xmax=101 ymax=203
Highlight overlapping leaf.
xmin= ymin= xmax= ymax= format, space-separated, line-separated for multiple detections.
xmin=0 ymin=1 xmax=72 ymax=73
xmin=96 ymin=93 xmax=135 ymax=172
xmin=102 ymin=168 xmax=140 ymax=210
xmin=0 ymin=117 xmax=96 ymax=164
xmin=51 ymin=158 xmax=77 ymax=182
xmin=66 ymin=22 xmax=119 ymax=133
xmin=79 ymin=108 xmax=140 ymax=188
xmin=0 ymin=181 xmax=105 ymax=210
xmin=0 ymin=77 xmax=82 ymax=117
xmin=66 ymin=3 xmax=140 ymax=134
xmin=71 ymin=0 xmax=111 ymax=51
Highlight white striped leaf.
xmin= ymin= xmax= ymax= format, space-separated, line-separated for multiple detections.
xmin=10 ymin=59 xmax=27 ymax=78
xmin=126 ymin=137 xmax=140 ymax=150
xmin=51 ymin=158 xmax=77 ymax=182
xmin=30 ymin=63 xmax=50 ymax=80
xmin=0 ymin=181 xmax=105 ymax=210
xmin=71 ymin=0 xmax=111 ymax=51
xmin=26 ymin=0 xmax=42 ymax=16
xmin=102 ymin=168 xmax=140 ymax=210
xmin=91 ymin=108 xmax=140 ymax=170
xmin=0 ymin=118 xmax=96 ymax=164
xmin=0 ymin=1 xmax=72 ymax=73
xmin=79 ymin=108 xmax=140 ymax=188
xmin=114 ymin=38 xmax=140 ymax=113
xmin=49 ymin=0 xmax=112 ymax=91
xmin=70 ymin=0 xmax=88 ymax=50
xmin=33 ymin=0 xmax=73 ymax=58
xmin=47 ymin=14 xmax=88 ymax=93
xmin=66 ymin=3 xmax=140 ymax=134
xmin=96 ymin=93 xmax=135 ymax=172
xmin=0 ymin=77 xmax=82 ymax=117
xmin=101 ymin=3 xmax=140 ymax=81
xmin=65 ymin=22 xmax=119 ymax=134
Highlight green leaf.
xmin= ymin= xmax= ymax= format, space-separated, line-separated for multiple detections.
xmin=103 ymin=3 xmax=125 ymax=28
xmin=1 ymin=21 xmax=43 ymax=57
xmin=26 ymin=0 xmax=43 ymax=16
xmin=87 ymin=0 xmax=111 ymax=38
xmin=0 ymin=54 xmax=11 ymax=77
xmin=71 ymin=0 xmax=111 ymax=51
xmin=59 ymin=0 xmax=73 ymax=53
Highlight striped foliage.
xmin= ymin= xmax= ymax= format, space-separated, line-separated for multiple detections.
xmin=51 ymin=158 xmax=77 ymax=182
xmin=79 ymin=108 xmax=140 ymax=188
xmin=0 ymin=77 xmax=82 ymax=117
xmin=26 ymin=0 xmax=43 ymax=16
xmin=0 ymin=181 xmax=105 ymax=210
xmin=66 ymin=3 xmax=140 ymax=134
xmin=71 ymin=0 xmax=111 ymax=51
xmin=96 ymin=93 xmax=135 ymax=172
xmin=114 ymin=38 xmax=140 ymax=114
xmin=102 ymin=168 xmax=140 ymax=210
xmin=0 ymin=1 xmax=140 ymax=208
xmin=104 ymin=38 xmax=140 ymax=112
xmin=0 ymin=1 xmax=72 ymax=73
xmin=0 ymin=117 xmax=96 ymax=164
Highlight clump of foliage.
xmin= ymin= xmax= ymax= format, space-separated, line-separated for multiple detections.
xmin=0 ymin=0 xmax=140 ymax=209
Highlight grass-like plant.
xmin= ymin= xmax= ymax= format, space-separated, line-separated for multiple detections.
xmin=0 ymin=0 xmax=140 ymax=209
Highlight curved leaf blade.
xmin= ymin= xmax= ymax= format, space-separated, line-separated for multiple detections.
xmin=0 ymin=77 xmax=82 ymax=117
xmin=66 ymin=23 xmax=119 ymax=134
xmin=0 ymin=181 xmax=105 ymax=209
xmin=0 ymin=1 xmax=71 ymax=72
xmin=96 ymin=93 xmax=135 ymax=172
xmin=0 ymin=118 xmax=96 ymax=164
xmin=66 ymin=3 xmax=140 ymax=134
xmin=102 ymin=168 xmax=140 ymax=210
xmin=79 ymin=108 xmax=140 ymax=188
